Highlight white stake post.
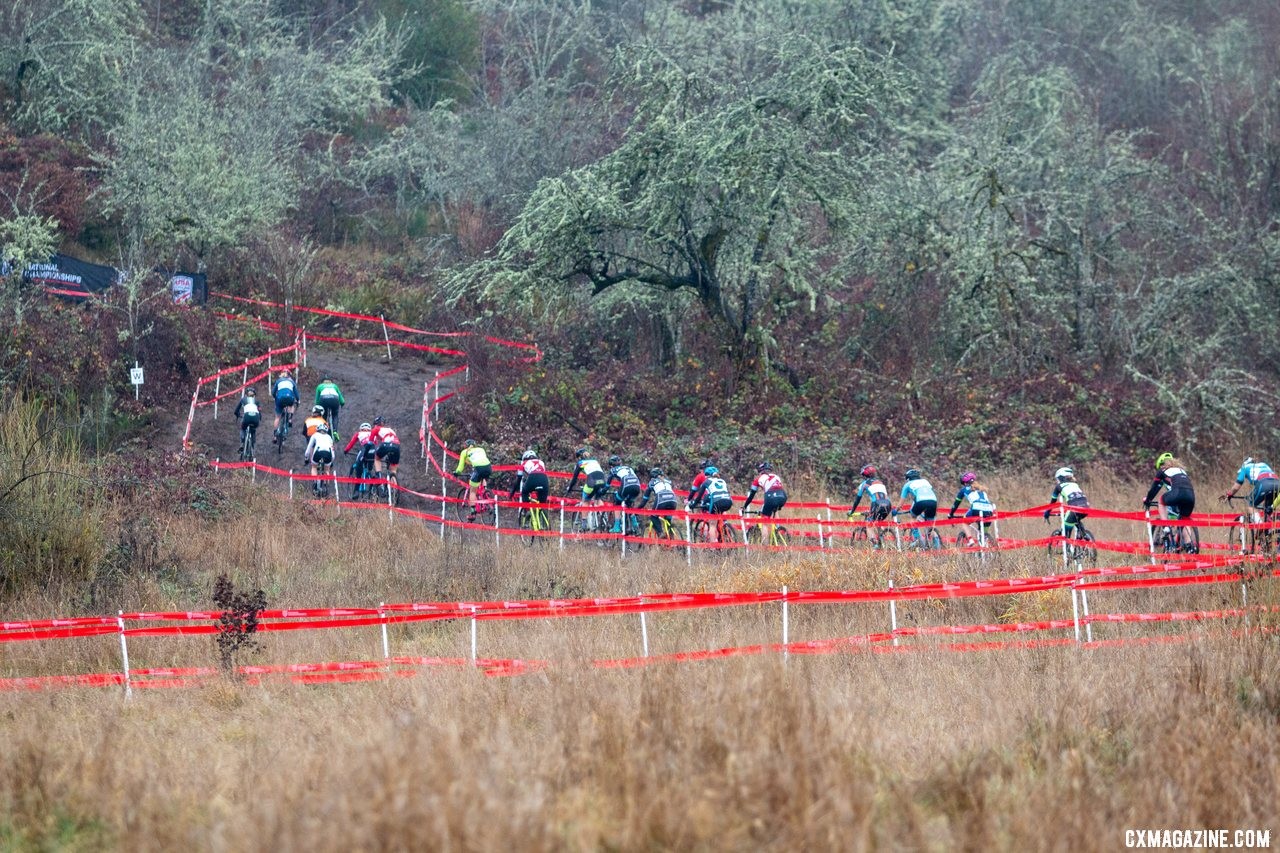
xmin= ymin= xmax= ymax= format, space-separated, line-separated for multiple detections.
xmin=420 ymin=381 xmax=428 ymax=459
xmin=1060 ymin=505 xmax=1069 ymax=567
xmin=685 ymin=514 xmax=692 ymax=566
xmin=493 ymin=497 xmax=500 ymax=548
xmin=213 ymin=374 xmax=220 ymax=419
xmin=387 ymin=473 xmax=394 ymax=524
xmin=333 ymin=467 xmax=340 ymax=514
xmin=440 ymin=441 xmax=448 ymax=540
xmin=1145 ymin=510 xmax=1157 ymax=565
xmin=289 ymin=469 xmax=294 ymax=500
xmin=781 ymin=585 xmax=789 ymax=662
xmin=1071 ymin=587 xmax=1081 ymax=643
xmin=1081 ymin=589 xmax=1093 ymax=643
xmin=117 ymin=612 xmax=132 ymax=698
xmin=559 ymin=504 xmax=565 ymax=552
xmin=621 ymin=510 xmax=627 ymax=558
xmin=433 ymin=371 xmax=440 ymax=421
xmin=889 ymin=578 xmax=899 ymax=647
xmin=640 ymin=608 xmax=650 ymax=658
xmin=379 ymin=603 xmax=390 ymax=659
xmin=242 ymin=364 xmax=248 ymax=387
xmin=301 ymin=331 xmax=307 ymax=367
xmin=380 ymin=314 xmax=393 ymax=361
xmin=470 ymin=606 xmax=478 ymax=663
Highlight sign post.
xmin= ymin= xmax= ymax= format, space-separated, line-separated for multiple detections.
xmin=129 ymin=363 xmax=144 ymax=400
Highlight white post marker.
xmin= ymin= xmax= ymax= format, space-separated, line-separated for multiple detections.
xmin=130 ymin=362 xmax=144 ymax=401
xmin=332 ymin=467 xmax=340 ymax=515
xmin=1071 ymin=587 xmax=1081 ymax=643
xmin=781 ymin=585 xmax=789 ymax=662
xmin=289 ymin=469 xmax=294 ymax=500
xmin=888 ymin=578 xmax=899 ymax=647
xmin=470 ymin=606 xmax=478 ymax=663
xmin=380 ymin=314 xmax=393 ymax=361
xmin=420 ymin=381 xmax=427 ymax=459
xmin=117 ymin=612 xmax=132 ymax=698
xmin=640 ymin=607 xmax=650 ymax=658
xmin=493 ymin=498 xmax=500 ymax=549
xmin=433 ymin=370 xmax=440 ymax=421
xmin=440 ymin=441 xmax=447 ymax=541
xmin=621 ymin=510 xmax=627 ymax=558
xmin=242 ymin=364 xmax=247 ymax=387
xmin=559 ymin=504 xmax=565 ymax=552
xmin=1145 ymin=511 xmax=1157 ymax=565
xmin=302 ymin=331 xmax=307 ymax=367
xmin=1081 ymin=589 xmax=1093 ymax=643
xmin=379 ymin=602 xmax=390 ymax=659
xmin=685 ymin=514 xmax=692 ymax=566
xmin=1060 ymin=506 xmax=1069 ymax=567
xmin=213 ymin=373 xmax=219 ymax=418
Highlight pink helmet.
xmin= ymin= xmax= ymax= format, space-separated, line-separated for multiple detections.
xmin=960 ymin=471 xmax=976 ymax=485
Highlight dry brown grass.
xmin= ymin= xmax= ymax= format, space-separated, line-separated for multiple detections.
xmin=0 ymin=467 xmax=1277 ymax=849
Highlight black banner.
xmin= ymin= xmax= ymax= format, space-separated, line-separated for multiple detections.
xmin=22 ymin=253 xmax=122 ymax=301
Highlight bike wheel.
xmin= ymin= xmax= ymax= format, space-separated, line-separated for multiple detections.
xmin=717 ymin=521 xmax=738 ymax=545
xmin=387 ymin=474 xmax=400 ymax=507
xmin=1229 ymin=516 xmax=1247 ymax=555
xmin=691 ymin=520 xmax=710 ymax=544
xmin=452 ymin=484 xmax=471 ymax=522
xmin=745 ymin=524 xmax=763 ymax=545
xmin=924 ymin=529 xmax=943 ymax=551
xmin=1073 ymin=529 xmax=1098 ymax=566
xmin=773 ymin=526 xmax=790 ymax=547
xmin=1182 ymin=525 xmax=1200 ymax=555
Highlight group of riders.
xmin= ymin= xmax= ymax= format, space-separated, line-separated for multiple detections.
xmin=232 ymin=370 xmax=402 ymax=496
xmin=461 ymin=445 xmax=1280 ymax=546
xmin=229 ymin=378 xmax=1280 ymax=541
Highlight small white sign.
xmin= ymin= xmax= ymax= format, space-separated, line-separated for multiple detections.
xmin=130 ymin=366 xmax=144 ymax=385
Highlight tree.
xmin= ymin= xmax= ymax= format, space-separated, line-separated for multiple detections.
xmin=452 ymin=33 xmax=911 ymax=363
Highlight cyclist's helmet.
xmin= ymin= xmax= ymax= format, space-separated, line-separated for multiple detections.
xmin=704 ymin=466 xmax=720 ymax=476
xmin=1055 ymin=466 xmax=1075 ymax=482
xmin=650 ymin=467 xmax=663 ymax=478
xmin=521 ymin=449 xmax=537 ymax=461
xmin=1155 ymin=452 xmax=1174 ymax=470
xmin=860 ymin=465 xmax=876 ymax=478
xmin=960 ymin=471 xmax=976 ymax=485
xmin=279 ymin=369 xmax=291 ymax=378
xmin=312 ymin=405 xmax=324 ymax=414
xmin=246 ymin=388 xmax=256 ymax=397
xmin=905 ymin=468 xmax=921 ymax=481
xmin=373 ymin=416 xmax=384 ymax=426
xmin=576 ymin=447 xmax=590 ymax=459
xmin=359 ymin=422 xmax=371 ymax=431
xmin=608 ymin=454 xmax=622 ymax=467
xmin=700 ymin=458 xmax=713 ymax=471
xmin=758 ymin=461 xmax=772 ymax=473
xmin=1243 ymin=456 xmax=1253 ymax=467
xmin=463 ymin=438 xmax=475 ymax=447
xmin=315 ymin=423 xmax=330 ymax=434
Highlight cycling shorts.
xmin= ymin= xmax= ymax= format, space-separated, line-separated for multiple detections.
xmin=965 ymin=509 xmax=994 ymax=520
xmin=582 ymin=471 xmax=608 ymax=499
xmin=1163 ymin=488 xmax=1194 ymax=519
xmin=613 ymin=483 xmax=641 ymax=505
xmin=311 ymin=448 xmax=333 ymax=467
xmin=375 ymin=442 xmax=401 ymax=465
xmin=867 ymin=501 xmax=892 ymax=522
xmin=274 ymin=394 xmax=297 ymax=415
xmin=240 ymin=413 xmax=260 ymax=428
xmin=1064 ymin=510 xmax=1088 ymax=527
xmin=706 ymin=497 xmax=733 ymax=514
xmin=653 ymin=498 xmax=678 ymax=512
xmin=1250 ymin=480 xmax=1278 ymax=509
xmin=910 ymin=500 xmax=937 ymax=521
xmin=468 ymin=463 xmax=491 ymax=484
xmin=762 ymin=489 xmax=787 ymax=517
xmin=519 ymin=472 xmax=550 ymax=503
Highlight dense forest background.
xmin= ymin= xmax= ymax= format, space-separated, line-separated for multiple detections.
xmin=1 ymin=0 xmax=1278 ymax=484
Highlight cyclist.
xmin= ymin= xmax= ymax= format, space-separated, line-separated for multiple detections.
xmin=686 ymin=458 xmax=716 ymax=503
xmin=303 ymin=405 xmax=328 ymax=439
xmin=1043 ymin=467 xmax=1090 ymax=529
xmin=566 ymin=447 xmax=608 ymax=504
xmin=303 ymin=423 xmax=336 ymax=495
xmin=510 ymin=449 xmax=550 ymax=504
xmin=946 ymin=471 xmax=996 ymax=546
xmin=1144 ymin=452 xmax=1195 ymax=521
xmin=270 ymin=369 xmax=298 ymax=437
xmin=1223 ymin=456 xmax=1279 ymax=513
xmin=848 ymin=465 xmax=893 ymax=521
xmin=454 ymin=438 xmax=491 ymax=518
xmin=314 ymin=377 xmax=344 ymax=437
xmin=638 ymin=467 xmax=680 ymax=535
xmin=894 ymin=468 xmax=938 ymax=546
xmin=233 ymin=387 xmax=261 ymax=450
xmin=605 ymin=455 xmax=643 ymax=533
xmin=343 ymin=421 xmax=377 ymax=492
xmin=688 ymin=465 xmax=733 ymax=515
xmin=370 ymin=416 xmax=402 ymax=493
xmin=742 ymin=461 xmax=787 ymax=518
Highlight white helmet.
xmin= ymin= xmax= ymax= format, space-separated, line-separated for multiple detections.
xmin=1244 ymin=456 xmax=1254 ymax=467
xmin=359 ymin=422 xmax=371 ymax=431
xmin=521 ymin=449 xmax=537 ymax=461
xmin=1055 ymin=467 xmax=1074 ymax=481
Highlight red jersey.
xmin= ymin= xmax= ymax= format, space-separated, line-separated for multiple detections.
xmin=752 ymin=472 xmax=784 ymax=493
xmin=370 ymin=425 xmax=399 ymax=445
xmin=520 ymin=458 xmax=547 ymax=475
xmin=344 ymin=428 xmax=374 ymax=454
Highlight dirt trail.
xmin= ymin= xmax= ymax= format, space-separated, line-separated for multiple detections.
xmin=186 ymin=344 xmax=461 ymax=506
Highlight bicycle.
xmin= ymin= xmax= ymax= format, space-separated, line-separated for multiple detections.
xmin=642 ymin=511 xmax=682 ymax=542
xmin=742 ymin=509 xmax=789 ymax=547
xmin=454 ymin=480 xmax=496 ymax=524
xmin=1224 ymin=494 xmax=1275 ymax=556
xmin=892 ymin=509 xmax=942 ymax=550
xmin=849 ymin=510 xmax=898 ymax=550
xmin=691 ymin=512 xmax=738 ymax=546
xmin=1046 ymin=515 xmax=1097 ymax=566
xmin=348 ymin=451 xmax=376 ymax=501
xmin=273 ymin=410 xmax=293 ymax=454
xmin=1146 ymin=505 xmax=1200 ymax=556
xmin=239 ymin=422 xmax=257 ymax=461
xmin=516 ymin=500 xmax=551 ymax=546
